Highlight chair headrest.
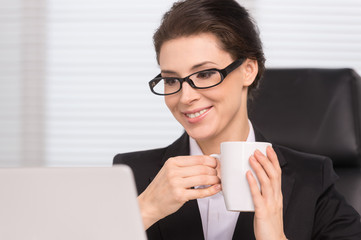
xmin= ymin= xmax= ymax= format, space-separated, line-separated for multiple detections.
xmin=248 ymin=68 xmax=361 ymax=167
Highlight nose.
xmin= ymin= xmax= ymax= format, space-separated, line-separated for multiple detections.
xmin=179 ymin=81 xmax=200 ymax=105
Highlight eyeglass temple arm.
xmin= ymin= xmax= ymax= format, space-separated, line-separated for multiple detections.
xmin=222 ymin=58 xmax=245 ymax=75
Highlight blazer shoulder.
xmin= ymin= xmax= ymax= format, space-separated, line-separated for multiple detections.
xmin=113 ymin=147 xmax=167 ymax=165
xmin=277 ymin=145 xmax=331 ymax=165
xmin=276 ymin=145 xmax=338 ymax=190
xmin=113 ymin=132 xmax=189 ymax=167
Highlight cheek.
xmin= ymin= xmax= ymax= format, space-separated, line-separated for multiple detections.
xmin=208 ymin=79 xmax=243 ymax=103
xmin=164 ymin=96 xmax=177 ymax=112
xmin=224 ymin=77 xmax=245 ymax=100
xmin=214 ymin=80 xmax=244 ymax=111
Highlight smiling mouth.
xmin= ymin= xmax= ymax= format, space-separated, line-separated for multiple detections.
xmin=185 ymin=107 xmax=211 ymax=119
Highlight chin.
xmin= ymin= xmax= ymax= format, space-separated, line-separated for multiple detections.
xmin=177 ymin=115 xmax=219 ymax=141
xmin=185 ymin=127 xmax=216 ymax=142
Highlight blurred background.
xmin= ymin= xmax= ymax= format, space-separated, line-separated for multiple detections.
xmin=0 ymin=0 xmax=360 ymax=167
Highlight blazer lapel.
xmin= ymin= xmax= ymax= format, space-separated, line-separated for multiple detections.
xmin=155 ymin=132 xmax=205 ymax=239
xmin=232 ymin=212 xmax=256 ymax=240
xmin=232 ymin=128 xmax=295 ymax=239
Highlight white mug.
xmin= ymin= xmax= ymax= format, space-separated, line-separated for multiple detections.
xmin=212 ymin=141 xmax=272 ymax=211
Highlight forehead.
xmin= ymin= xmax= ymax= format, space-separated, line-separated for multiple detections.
xmin=158 ymin=33 xmax=232 ymax=71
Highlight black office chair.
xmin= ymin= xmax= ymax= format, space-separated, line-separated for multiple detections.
xmin=248 ymin=68 xmax=361 ymax=215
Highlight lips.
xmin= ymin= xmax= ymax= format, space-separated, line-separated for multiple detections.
xmin=186 ymin=108 xmax=208 ymax=118
xmin=183 ymin=107 xmax=212 ymax=122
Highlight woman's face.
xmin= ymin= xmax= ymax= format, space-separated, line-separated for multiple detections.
xmin=159 ymin=33 xmax=257 ymax=142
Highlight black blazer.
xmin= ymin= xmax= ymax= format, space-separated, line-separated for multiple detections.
xmin=114 ymin=130 xmax=361 ymax=240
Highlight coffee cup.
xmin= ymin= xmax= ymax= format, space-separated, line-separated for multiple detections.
xmin=212 ymin=141 xmax=272 ymax=211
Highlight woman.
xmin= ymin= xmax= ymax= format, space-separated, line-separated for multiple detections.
xmin=114 ymin=0 xmax=361 ymax=239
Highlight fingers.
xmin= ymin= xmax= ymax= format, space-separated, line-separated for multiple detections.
xmin=169 ymin=155 xmax=218 ymax=168
xmin=249 ymin=146 xmax=282 ymax=197
xmin=249 ymin=155 xmax=273 ymax=197
xmin=186 ymin=184 xmax=222 ymax=199
xmin=254 ymin=148 xmax=278 ymax=180
xmin=267 ymin=146 xmax=282 ymax=173
xmin=180 ymin=165 xmax=218 ymax=178
xmin=165 ymin=156 xmax=218 ymax=181
xmin=182 ymin=175 xmax=220 ymax=188
xmin=246 ymin=170 xmax=263 ymax=207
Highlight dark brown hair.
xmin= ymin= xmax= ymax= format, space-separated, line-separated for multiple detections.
xmin=153 ymin=0 xmax=265 ymax=99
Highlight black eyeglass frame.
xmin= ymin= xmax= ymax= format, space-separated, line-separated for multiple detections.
xmin=149 ymin=58 xmax=246 ymax=96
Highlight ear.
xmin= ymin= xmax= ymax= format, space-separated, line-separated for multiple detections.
xmin=242 ymin=58 xmax=258 ymax=87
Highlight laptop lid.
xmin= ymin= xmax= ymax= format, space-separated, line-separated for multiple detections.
xmin=0 ymin=165 xmax=147 ymax=240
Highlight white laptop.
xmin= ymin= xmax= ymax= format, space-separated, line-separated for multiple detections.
xmin=0 ymin=165 xmax=147 ymax=240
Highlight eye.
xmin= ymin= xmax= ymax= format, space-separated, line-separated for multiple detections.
xmin=196 ymin=70 xmax=217 ymax=80
xmin=164 ymin=78 xmax=179 ymax=86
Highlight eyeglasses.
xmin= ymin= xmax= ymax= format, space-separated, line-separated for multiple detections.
xmin=148 ymin=58 xmax=245 ymax=96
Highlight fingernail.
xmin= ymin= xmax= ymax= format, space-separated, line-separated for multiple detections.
xmin=255 ymin=150 xmax=263 ymax=156
xmin=215 ymin=184 xmax=221 ymax=190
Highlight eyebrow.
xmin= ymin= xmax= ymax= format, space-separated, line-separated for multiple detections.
xmin=161 ymin=61 xmax=217 ymax=75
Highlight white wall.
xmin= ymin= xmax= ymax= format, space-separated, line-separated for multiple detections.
xmin=0 ymin=0 xmax=26 ymax=166
xmin=0 ymin=0 xmax=47 ymax=167
xmin=251 ymin=0 xmax=361 ymax=72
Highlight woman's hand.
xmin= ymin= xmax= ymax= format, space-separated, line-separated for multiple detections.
xmin=138 ymin=155 xmax=221 ymax=230
xmin=247 ymin=146 xmax=288 ymax=240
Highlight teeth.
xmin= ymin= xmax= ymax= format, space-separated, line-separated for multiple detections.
xmin=186 ymin=109 xmax=208 ymax=119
